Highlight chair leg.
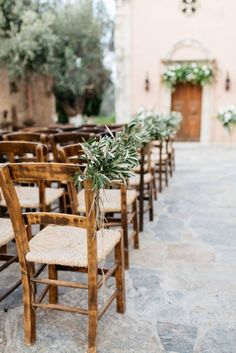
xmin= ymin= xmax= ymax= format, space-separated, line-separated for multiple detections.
xmin=133 ymin=200 xmax=139 ymax=249
xmin=159 ymin=166 xmax=162 ymax=192
xmin=139 ymin=186 xmax=144 ymax=233
xmin=48 ymin=265 xmax=58 ymax=304
xmin=152 ymin=170 xmax=158 ymax=201
xmin=165 ymin=162 xmax=169 ymax=187
xmin=169 ymin=154 xmax=173 ymax=177
xmin=88 ymin=274 xmax=98 ymax=353
xmin=115 ymin=235 xmax=126 ymax=314
xmin=23 ymin=264 xmax=36 ymax=346
xmin=148 ymin=182 xmax=154 ymax=222
xmin=60 ymin=194 xmax=66 ymax=213
xmin=172 ymin=149 xmax=176 ymax=171
xmin=121 ymin=210 xmax=129 ymax=270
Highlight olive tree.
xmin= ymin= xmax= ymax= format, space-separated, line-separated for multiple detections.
xmin=51 ymin=0 xmax=111 ymax=122
xmin=0 ymin=0 xmax=112 ymax=123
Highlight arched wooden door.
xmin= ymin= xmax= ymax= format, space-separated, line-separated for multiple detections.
xmin=171 ymin=84 xmax=202 ymax=141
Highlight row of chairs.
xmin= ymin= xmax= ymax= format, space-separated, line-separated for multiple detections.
xmin=0 ymin=125 xmax=176 ymax=353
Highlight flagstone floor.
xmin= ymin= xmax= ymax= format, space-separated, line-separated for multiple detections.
xmin=1 ymin=143 xmax=236 ymax=353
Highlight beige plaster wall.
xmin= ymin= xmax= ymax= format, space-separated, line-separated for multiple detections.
xmin=116 ymin=0 xmax=236 ymax=143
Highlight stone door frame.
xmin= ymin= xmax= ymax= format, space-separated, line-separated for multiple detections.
xmin=161 ymin=59 xmax=216 ymax=144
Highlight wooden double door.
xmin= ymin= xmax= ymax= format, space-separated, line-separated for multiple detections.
xmin=171 ymin=83 xmax=202 ymax=142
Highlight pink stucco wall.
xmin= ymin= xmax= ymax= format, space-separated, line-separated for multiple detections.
xmin=129 ymin=0 xmax=236 ymax=143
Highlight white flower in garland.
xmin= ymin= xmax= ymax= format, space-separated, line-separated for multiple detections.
xmin=162 ymin=62 xmax=214 ymax=90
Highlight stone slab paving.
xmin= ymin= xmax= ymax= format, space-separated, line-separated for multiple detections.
xmin=1 ymin=143 xmax=236 ymax=352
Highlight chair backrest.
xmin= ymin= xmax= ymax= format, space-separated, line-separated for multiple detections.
xmin=0 ymin=163 xmax=96 ymax=271
xmin=50 ymin=132 xmax=101 ymax=161
xmin=0 ymin=141 xmax=48 ymax=163
xmin=58 ymin=143 xmax=85 ymax=165
xmin=3 ymin=132 xmax=47 ymax=144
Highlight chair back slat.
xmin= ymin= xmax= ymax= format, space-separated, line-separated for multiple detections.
xmin=23 ymin=212 xmax=88 ymax=229
xmin=3 ymin=132 xmax=47 ymax=143
xmin=7 ymin=162 xmax=80 ymax=182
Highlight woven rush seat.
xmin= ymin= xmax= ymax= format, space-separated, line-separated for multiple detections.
xmin=129 ymin=173 xmax=153 ymax=186
xmin=26 ymin=226 xmax=121 ymax=267
xmin=0 ymin=186 xmax=64 ymax=209
xmin=0 ymin=218 xmax=14 ymax=247
xmin=77 ymin=189 xmax=137 ymax=213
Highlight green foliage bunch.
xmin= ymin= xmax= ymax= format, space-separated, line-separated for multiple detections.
xmin=119 ymin=118 xmax=151 ymax=148
xmin=161 ymin=111 xmax=182 ymax=136
xmin=162 ymin=63 xmax=214 ymax=90
xmin=75 ymin=128 xmax=140 ymax=190
xmin=136 ymin=110 xmax=167 ymax=141
xmin=75 ymin=110 xmax=182 ymax=190
xmin=134 ymin=109 xmax=182 ymax=140
xmin=217 ymin=105 xmax=236 ymax=131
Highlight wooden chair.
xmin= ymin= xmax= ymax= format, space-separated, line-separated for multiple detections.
xmin=0 ymin=162 xmax=126 ymax=353
xmin=49 ymin=131 xmax=103 ymax=162
xmin=0 ymin=141 xmax=64 ymax=212
xmin=3 ymin=131 xmax=55 ymax=161
xmin=129 ymin=144 xmax=155 ymax=232
xmin=58 ymin=143 xmax=139 ymax=269
xmin=151 ymin=140 xmax=169 ymax=192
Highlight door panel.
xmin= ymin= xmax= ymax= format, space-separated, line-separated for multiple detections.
xmin=171 ymin=84 xmax=202 ymax=141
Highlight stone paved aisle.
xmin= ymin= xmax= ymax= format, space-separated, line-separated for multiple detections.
xmin=1 ymin=144 xmax=236 ymax=353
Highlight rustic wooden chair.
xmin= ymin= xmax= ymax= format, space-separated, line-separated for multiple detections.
xmin=3 ymin=131 xmax=55 ymax=161
xmin=49 ymin=131 xmax=103 ymax=162
xmin=151 ymin=140 xmax=169 ymax=192
xmin=0 ymin=141 xmax=64 ymax=212
xmin=129 ymin=144 xmax=154 ymax=232
xmin=58 ymin=143 xmax=139 ymax=269
xmin=0 ymin=162 xmax=125 ymax=353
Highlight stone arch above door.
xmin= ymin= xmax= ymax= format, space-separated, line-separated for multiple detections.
xmin=165 ymin=38 xmax=213 ymax=62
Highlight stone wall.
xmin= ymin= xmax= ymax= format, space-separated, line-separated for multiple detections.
xmin=0 ymin=68 xmax=55 ymax=129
